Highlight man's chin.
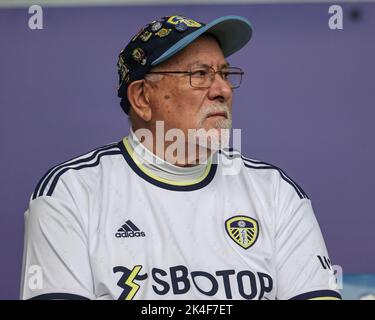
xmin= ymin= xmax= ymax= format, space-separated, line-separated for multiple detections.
xmin=203 ymin=117 xmax=231 ymax=130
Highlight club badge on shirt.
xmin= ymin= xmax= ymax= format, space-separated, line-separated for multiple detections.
xmin=225 ymin=215 xmax=259 ymax=249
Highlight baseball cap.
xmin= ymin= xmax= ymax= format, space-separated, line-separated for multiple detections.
xmin=117 ymin=15 xmax=253 ymax=114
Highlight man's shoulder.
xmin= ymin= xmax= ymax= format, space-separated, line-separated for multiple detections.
xmin=219 ymin=148 xmax=309 ymax=200
xmin=31 ymin=140 xmax=123 ymax=201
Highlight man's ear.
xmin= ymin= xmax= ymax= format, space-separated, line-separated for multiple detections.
xmin=127 ymin=80 xmax=152 ymax=122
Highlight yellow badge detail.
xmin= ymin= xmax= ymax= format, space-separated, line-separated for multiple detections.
xmin=124 ymin=265 xmax=143 ymax=300
xmin=167 ymin=15 xmax=202 ymax=28
xmin=117 ymin=55 xmax=130 ymax=83
xmin=225 ymin=216 xmax=259 ymax=249
xmin=140 ymin=30 xmax=152 ymax=42
xmin=155 ymin=28 xmax=172 ymax=38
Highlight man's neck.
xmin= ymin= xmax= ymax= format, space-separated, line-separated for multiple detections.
xmin=131 ymin=126 xmax=212 ymax=167
xmin=126 ymin=128 xmax=210 ymax=183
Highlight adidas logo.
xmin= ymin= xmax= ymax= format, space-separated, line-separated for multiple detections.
xmin=115 ymin=220 xmax=146 ymax=238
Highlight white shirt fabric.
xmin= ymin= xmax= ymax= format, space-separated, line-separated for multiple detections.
xmin=20 ymin=132 xmax=341 ymax=300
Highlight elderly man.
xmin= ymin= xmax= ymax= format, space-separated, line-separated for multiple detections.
xmin=21 ymin=15 xmax=341 ymax=300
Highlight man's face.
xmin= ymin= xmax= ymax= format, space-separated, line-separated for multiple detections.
xmin=146 ymin=35 xmax=233 ymax=140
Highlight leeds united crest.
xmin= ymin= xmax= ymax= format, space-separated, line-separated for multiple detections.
xmin=225 ymin=216 xmax=259 ymax=249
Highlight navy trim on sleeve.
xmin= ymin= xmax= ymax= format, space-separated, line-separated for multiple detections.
xmin=28 ymin=293 xmax=90 ymax=300
xmin=289 ymin=290 xmax=342 ymax=300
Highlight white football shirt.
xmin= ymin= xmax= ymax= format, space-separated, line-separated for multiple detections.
xmin=20 ymin=131 xmax=341 ymax=300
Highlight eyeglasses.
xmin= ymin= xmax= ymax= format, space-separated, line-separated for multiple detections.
xmin=147 ymin=66 xmax=244 ymax=89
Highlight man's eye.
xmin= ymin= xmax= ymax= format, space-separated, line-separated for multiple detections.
xmin=191 ymin=70 xmax=207 ymax=77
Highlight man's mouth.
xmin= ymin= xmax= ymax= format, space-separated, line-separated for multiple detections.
xmin=207 ymin=111 xmax=228 ymax=119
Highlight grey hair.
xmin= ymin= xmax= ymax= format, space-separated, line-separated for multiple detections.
xmin=144 ymin=73 xmax=164 ymax=82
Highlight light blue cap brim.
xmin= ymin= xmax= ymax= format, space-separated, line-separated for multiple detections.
xmin=151 ymin=15 xmax=253 ymax=66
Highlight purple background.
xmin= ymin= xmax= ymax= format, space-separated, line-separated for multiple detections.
xmin=1 ymin=3 xmax=374 ymax=299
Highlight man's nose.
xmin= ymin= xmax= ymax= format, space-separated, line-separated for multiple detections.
xmin=207 ymin=73 xmax=232 ymax=103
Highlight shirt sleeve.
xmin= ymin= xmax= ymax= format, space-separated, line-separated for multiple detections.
xmin=274 ymin=171 xmax=342 ymax=300
xmin=20 ymin=173 xmax=95 ymax=300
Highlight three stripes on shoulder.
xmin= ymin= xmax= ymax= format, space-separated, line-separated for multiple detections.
xmin=220 ymin=148 xmax=309 ymax=200
xmin=32 ymin=143 xmax=122 ymax=199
